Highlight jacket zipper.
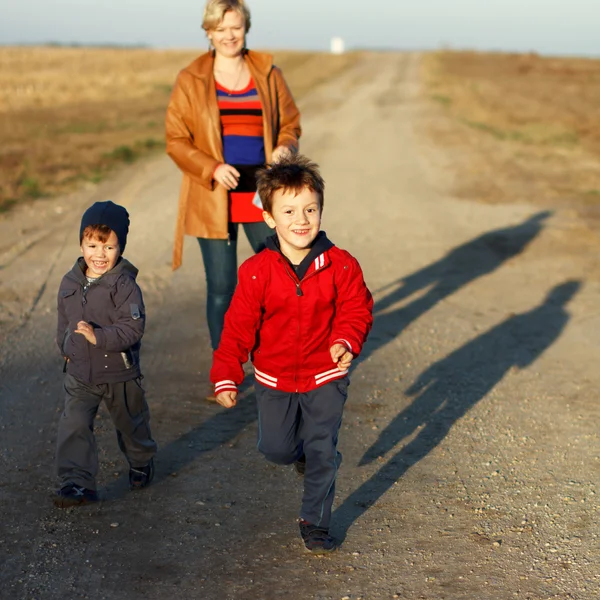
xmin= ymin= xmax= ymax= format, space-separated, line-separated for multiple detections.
xmin=81 ymin=280 xmax=95 ymax=381
xmin=281 ymin=258 xmax=329 ymax=392
xmin=282 ymin=264 xmax=302 ymax=391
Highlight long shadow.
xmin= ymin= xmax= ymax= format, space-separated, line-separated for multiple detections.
xmin=358 ymin=211 xmax=551 ymax=364
xmin=151 ymin=381 xmax=257 ymax=485
xmin=112 ymin=213 xmax=550 ymax=497
xmin=333 ymin=280 xmax=581 ymax=541
xmin=105 ymin=378 xmax=258 ymax=498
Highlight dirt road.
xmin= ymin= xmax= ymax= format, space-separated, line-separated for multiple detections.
xmin=1 ymin=52 xmax=599 ymax=600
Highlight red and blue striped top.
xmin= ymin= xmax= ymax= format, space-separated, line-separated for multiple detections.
xmin=217 ymin=78 xmax=265 ymax=223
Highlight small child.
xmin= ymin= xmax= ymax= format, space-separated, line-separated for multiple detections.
xmin=210 ymin=154 xmax=373 ymax=553
xmin=54 ymin=200 xmax=157 ymax=507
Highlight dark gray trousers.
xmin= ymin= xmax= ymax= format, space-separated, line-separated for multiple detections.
xmin=56 ymin=374 xmax=157 ymax=490
xmin=255 ymin=377 xmax=348 ymax=529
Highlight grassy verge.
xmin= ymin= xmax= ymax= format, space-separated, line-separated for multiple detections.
xmin=421 ymin=50 xmax=600 ymax=214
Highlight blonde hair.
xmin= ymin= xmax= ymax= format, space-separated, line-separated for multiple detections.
xmin=203 ymin=0 xmax=251 ymax=33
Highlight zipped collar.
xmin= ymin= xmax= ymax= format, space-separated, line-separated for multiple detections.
xmin=265 ymin=231 xmax=334 ymax=280
xmin=66 ymin=256 xmax=139 ymax=286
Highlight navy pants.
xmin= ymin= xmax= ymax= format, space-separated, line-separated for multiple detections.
xmin=56 ymin=374 xmax=157 ymax=490
xmin=255 ymin=377 xmax=349 ymax=529
xmin=198 ymin=221 xmax=272 ymax=350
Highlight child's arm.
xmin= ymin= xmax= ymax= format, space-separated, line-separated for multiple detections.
xmin=211 ymin=262 xmax=263 ymax=406
xmin=56 ymin=292 xmax=69 ymax=356
xmin=87 ymin=278 xmax=145 ymax=351
xmin=329 ymin=254 xmax=374 ymax=363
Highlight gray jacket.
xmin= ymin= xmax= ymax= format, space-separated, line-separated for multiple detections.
xmin=57 ymin=257 xmax=145 ymax=384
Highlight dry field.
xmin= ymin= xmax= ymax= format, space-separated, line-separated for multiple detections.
xmin=0 ymin=46 xmax=359 ymax=211
xmin=421 ymin=51 xmax=600 ymax=228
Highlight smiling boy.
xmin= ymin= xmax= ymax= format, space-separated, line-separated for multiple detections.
xmin=210 ymin=154 xmax=373 ymax=553
xmin=54 ymin=201 xmax=157 ymax=507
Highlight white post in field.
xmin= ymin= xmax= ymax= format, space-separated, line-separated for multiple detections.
xmin=330 ymin=37 xmax=345 ymax=54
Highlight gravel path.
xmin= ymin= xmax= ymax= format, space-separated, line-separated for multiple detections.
xmin=1 ymin=51 xmax=599 ymax=600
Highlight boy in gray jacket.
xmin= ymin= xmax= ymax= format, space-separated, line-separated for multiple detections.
xmin=54 ymin=200 xmax=157 ymax=507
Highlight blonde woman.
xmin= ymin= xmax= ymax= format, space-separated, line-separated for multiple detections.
xmin=166 ymin=0 xmax=301 ymax=354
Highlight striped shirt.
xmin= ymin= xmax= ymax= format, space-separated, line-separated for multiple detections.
xmin=217 ymin=78 xmax=265 ymax=223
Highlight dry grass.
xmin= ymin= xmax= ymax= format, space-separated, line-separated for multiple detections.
xmin=0 ymin=46 xmax=359 ymax=211
xmin=421 ymin=51 xmax=600 ymax=224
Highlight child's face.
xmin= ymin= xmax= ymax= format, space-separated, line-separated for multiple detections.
xmin=80 ymin=230 xmax=120 ymax=278
xmin=263 ymin=187 xmax=322 ymax=263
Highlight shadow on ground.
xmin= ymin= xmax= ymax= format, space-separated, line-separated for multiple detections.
xmin=358 ymin=210 xmax=552 ymax=365
xmin=334 ymin=279 xmax=581 ymax=542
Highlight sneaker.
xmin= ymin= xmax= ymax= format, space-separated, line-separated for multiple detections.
xmin=299 ymin=519 xmax=337 ymax=554
xmin=54 ymin=483 xmax=99 ymax=508
xmin=294 ymin=454 xmax=306 ymax=477
xmin=129 ymin=458 xmax=155 ymax=490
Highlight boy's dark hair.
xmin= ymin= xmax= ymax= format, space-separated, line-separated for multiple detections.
xmin=81 ymin=224 xmax=116 ymax=245
xmin=256 ymin=154 xmax=324 ymax=214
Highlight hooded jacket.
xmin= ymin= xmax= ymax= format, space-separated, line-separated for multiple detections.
xmin=211 ymin=233 xmax=374 ymax=394
xmin=56 ymin=257 xmax=145 ymax=384
xmin=165 ymin=50 xmax=301 ymax=270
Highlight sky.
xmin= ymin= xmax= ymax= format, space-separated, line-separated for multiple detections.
xmin=1 ymin=0 xmax=599 ymax=57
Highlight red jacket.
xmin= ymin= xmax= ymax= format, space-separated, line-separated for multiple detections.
xmin=211 ymin=235 xmax=373 ymax=394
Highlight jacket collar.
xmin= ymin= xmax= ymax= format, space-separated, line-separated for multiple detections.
xmin=266 ymin=232 xmax=334 ymax=280
xmin=184 ymin=49 xmax=273 ymax=81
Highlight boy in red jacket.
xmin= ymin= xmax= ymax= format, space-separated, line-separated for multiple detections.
xmin=211 ymin=154 xmax=373 ymax=553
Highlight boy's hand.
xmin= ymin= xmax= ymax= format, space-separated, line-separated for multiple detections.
xmin=75 ymin=321 xmax=97 ymax=345
xmin=216 ymin=391 xmax=238 ymax=409
xmin=330 ymin=343 xmax=353 ymax=370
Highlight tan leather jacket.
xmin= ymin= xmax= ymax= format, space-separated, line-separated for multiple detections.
xmin=165 ymin=50 xmax=301 ymax=270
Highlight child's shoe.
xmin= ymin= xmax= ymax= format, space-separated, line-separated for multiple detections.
xmin=129 ymin=458 xmax=155 ymax=490
xmin=299 ymin=519 xmax=337 ymax=554
xmin=294 ymin=454 xmax=306 ymax=477
xmin=54 ymin=483 xmax=99 ymax=508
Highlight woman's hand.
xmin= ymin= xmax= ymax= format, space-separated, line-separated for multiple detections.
xmin=214 ymin=164 xmax=240 ymax=190
xmin=271 ymin=145 xmax=291 ymax=163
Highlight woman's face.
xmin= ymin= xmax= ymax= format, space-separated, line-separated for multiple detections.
xmin=209 ymin=10 xmax=246 ymax=58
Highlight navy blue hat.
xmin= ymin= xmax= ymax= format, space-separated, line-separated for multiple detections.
xmin=80 ymin=201 xmax=130 ymax=252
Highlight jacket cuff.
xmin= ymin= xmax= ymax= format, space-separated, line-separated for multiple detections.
xmin=332 ymin=338 xmax=353 ymax=353
xmin=93 ymin=328 xmax=106 ymax=349
xmin=214 ymin=380 xmax=238 ymax=395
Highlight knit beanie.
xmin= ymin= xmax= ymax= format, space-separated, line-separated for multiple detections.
xmin=79 ymin=201 xmax=130 ymax=252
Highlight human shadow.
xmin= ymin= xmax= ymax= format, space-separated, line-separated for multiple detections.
xmin=123 ymin=213 xmax=550 ymax=495
xmin=152 ymin=382 xmax=258 ymax=485
xmin=105 ymin=378 xmax=257 ymax=498
xmin=359 ymin=211 xmax=552 ymax=363
xmin=334 ymin=280 xmax=581 ymax=541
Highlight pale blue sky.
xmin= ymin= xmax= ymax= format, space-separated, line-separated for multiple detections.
xmin=2 ymin=0 xmax=599 ymax=57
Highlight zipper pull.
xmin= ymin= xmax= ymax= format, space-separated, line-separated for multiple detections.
xmin=296 ymin=284 xmax=303 ymax=297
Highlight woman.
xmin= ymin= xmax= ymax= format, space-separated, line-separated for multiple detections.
xmin=166 ymin=0 xmax=301 ymax=353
